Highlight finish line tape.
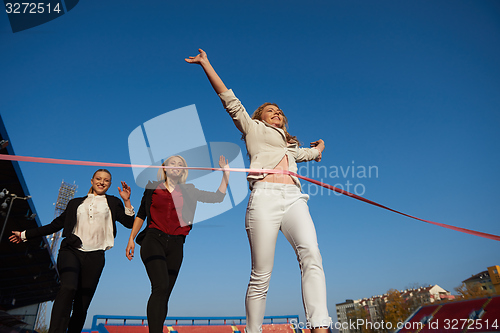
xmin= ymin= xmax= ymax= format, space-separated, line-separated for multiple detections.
xmin=1 ymin=154 xmax=499 ymax=242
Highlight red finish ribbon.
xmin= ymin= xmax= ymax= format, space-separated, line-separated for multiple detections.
xmin=1 ymin=154 xmax=499 ymax=242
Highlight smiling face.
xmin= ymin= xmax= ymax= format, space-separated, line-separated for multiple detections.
xmin=165 ymin=156 xmax=185 ymax=178
xmin=252 ymin=102 xmax=298 ymax=144
xmin=90 ymin=171 xmax=111 ymax=195
xmin=260 ymin=104 xmax=284 ymax=128
xmin=160 ymin=155 xmax=188 ymax=184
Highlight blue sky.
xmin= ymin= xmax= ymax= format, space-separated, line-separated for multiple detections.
xmin=1 ymin=0 xmax=500 ymax=328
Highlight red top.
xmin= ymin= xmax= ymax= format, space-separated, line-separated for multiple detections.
xmin=149 ymin=183 xmax=190 ymax=236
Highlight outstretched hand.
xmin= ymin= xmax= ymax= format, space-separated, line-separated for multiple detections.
xmin=185 ymin=48 xmax=208 ymax=65
xmin=118 ymin=181 xmax=131 ymax=201
xmin=310 ymin=139 xmax=325 ymax=162
xmin=185 ymin=48 xmax=228 ymax=95
xmin=9 ymin=231 xmax=22 ymax=244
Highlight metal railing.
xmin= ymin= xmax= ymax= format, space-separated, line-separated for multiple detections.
xmin=88 ymin=314 xmax=301 ymax=333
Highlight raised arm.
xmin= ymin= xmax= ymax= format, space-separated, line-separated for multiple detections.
xmin=111 ymin=181 xmax=135 ymax=228
xmin=217 ymin=155 xmax=230 ymax=194
xmin=185 ymin=49 xmax=228 ymax=95
xmin=118 ymin=181 xmax=133 ymax=210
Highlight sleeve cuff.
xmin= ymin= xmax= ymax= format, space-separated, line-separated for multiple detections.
xmin=311 ymin=147 xmax=321 ymax=158
xmin=21 ymin=230 xmax=27 ymax=241
xmin=218 ymin=89 xmax=236 ymax=106
xmin=218 ymin=88 xmax=234 ymax=99
xmin=125 ymin=206 xmax=135 ymax=216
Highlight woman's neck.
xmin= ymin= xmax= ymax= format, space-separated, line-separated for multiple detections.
xmin=165 ymin=177 xmax=178 ymax=192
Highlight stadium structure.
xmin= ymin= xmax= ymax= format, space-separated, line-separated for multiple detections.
xmin=397 ymin=295 xmax=500 ymax=333
xmin=0 ymin=115 xmax=60 ymax=330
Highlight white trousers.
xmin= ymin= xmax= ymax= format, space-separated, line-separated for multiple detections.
xmin=244 ymin=182 xmax=331 ymax=333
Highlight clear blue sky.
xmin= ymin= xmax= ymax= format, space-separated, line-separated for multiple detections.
xmin=1 ymin=0 xmax=499 ymax=328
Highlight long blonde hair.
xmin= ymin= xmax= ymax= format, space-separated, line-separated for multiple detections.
xmin=157 ymin=155 xmax=188 ymax=184
xmin=251 ymin=102 xmax=299 ymax=144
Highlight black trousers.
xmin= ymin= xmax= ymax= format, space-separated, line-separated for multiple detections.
xmin=48 ymin=246 xmax=105 ymax=333
xmin=140 ymin=228 xmax=184 ymax=333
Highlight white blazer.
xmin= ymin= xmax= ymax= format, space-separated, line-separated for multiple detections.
xmin=219 ymin=89 xmax=320 ymax=189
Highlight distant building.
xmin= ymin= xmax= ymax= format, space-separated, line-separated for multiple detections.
xmin=358 ymin=295 xmax=386 ymax=325
xmin=462 ymin=265 xmax=500 ymax=295
xmin=489 ymin=265 xmax=500 ymax=294
xmin=336 ymin=299 xmax=361 ymax=333
xmin=400 ymin=284 xmax=455 ymax=303
xmin=335 ymin=284 xmax=453 ymax=332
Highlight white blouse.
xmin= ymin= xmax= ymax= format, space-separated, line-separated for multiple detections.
xmin=20 ymin=194 xmax=134 ymax=251
xmin=73 ymin=194 xmax=133 ymax=251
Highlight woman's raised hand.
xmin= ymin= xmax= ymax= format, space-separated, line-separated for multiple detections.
xmin=118 ymin=181 xmax=131 ymax=201
xmin=217 ymin=155 xmax=230 ymax=193
xmin=218 ymin=155 xmax=229 ymax=170
xmin=185 ymin=48 xmax=228 ymax=94
xmin=185 ymin=48 xmax=208 ymax=66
